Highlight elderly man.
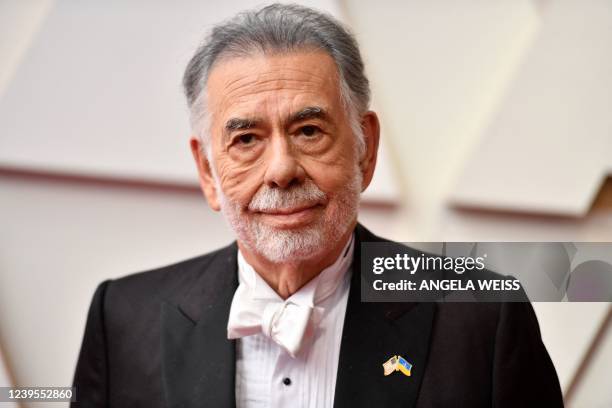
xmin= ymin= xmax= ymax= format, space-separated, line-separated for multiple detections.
xmin=72 ymin=4 xmax=563 ymax=407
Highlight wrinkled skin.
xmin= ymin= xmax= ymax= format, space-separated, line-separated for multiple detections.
xmin=190 ymin=50 xmax=380 ymax=298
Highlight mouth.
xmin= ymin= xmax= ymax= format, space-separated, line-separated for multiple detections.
xmin=254 ymin=203 xmax=323 ymax=228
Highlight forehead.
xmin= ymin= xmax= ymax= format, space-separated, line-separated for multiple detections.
xmin=205 ymin=50 xmax=342 ymax=120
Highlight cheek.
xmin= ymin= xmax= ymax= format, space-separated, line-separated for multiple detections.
xmin=303 ymin=158 xmax=359 ymax=199
xmin=215 ymin=156 xmax=265 ymax=206
xmin=301 ymin=141 xmax=360 ymax=195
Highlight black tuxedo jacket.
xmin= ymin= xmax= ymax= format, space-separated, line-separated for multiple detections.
xmin=72 ymin=223 xmax=563 ymax=407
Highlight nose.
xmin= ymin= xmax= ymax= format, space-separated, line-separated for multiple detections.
xmin=263 ymin=136 xmax=305 ymax=189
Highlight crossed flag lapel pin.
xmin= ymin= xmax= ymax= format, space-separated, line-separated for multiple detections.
xmin=383 ymin=355 xmax=412 ymax=377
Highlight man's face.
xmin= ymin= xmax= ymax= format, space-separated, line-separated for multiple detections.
xmin=193 ymin=50 xmax=376 ymax=262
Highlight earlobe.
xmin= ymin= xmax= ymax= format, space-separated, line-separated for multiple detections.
xmin=189 ymin=137 xmax=221 ymax=211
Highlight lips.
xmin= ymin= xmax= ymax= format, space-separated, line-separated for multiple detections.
xmin=254 ymin=203 xmax=323 ymax=229
xmin=257 ymin=203 xmax=319 ymax=215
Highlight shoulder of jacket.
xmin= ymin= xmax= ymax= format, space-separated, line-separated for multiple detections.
xmin=103 ymin=241 xmax=237 ymax=303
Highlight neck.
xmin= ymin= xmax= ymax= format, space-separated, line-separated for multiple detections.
xmin=238 ymin=223 xmax=356 ymax=299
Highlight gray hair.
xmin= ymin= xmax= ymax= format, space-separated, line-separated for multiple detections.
xmin=182 ymin=3 xmax=370 ymax=159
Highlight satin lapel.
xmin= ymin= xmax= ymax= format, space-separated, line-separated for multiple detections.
xmin=161 ymin=243 xmax=238 ymax=408
xmin=333 ymin=224 xmax=436 ymax=408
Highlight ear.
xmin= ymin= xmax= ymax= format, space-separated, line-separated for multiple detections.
xmin=358 ymin=111 xmax=381 ymax=192
xmin=190 ymin=137 xmax=221 ymax=211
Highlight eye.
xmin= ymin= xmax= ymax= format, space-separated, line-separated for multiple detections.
xmin=236 ymin=133 xmax=256 ymax=145
xmin=299 ymin=125 xmax=320 ymax=137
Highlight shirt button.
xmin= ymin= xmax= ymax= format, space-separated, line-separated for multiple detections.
xmin=282 ymin=377 xmax=292 ymax=386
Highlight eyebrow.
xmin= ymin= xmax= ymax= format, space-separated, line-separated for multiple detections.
xmin=225 ymin=117 xmax=260 ymax=132
xmin=288 ymin=106 xmax=328 ymax=124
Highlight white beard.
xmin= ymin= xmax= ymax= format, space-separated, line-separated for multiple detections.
xmin=214 ymin=167 xmax=362 ymax=263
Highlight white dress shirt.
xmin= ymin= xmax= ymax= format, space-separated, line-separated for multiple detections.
xmin=228 ymin=234 xmax=354 ymax=408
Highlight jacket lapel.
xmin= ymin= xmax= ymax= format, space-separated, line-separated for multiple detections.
xmin=333 ymin=224 xmax=436 ymax=408
xmin=160 ymin=224 xmax=436 ymax=408
xmin=161 ymin=243 xmax=238 ymax=408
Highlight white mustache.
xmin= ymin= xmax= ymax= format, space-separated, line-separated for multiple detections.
xmin=248 ymin=179 xmax=327 ymax=212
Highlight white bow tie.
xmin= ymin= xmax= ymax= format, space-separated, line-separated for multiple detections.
xmin=227 ymin=286 xmax=324 ymax=357
xmin=227 ymin=234 xmax=354 ymax=357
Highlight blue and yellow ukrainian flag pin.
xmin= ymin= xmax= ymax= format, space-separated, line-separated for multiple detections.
xmin=383 ymin=355 xmax=412 ymax=377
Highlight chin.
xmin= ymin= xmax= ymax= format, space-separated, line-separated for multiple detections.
xmin=244 ymin=221 xmax=324 ymax=263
